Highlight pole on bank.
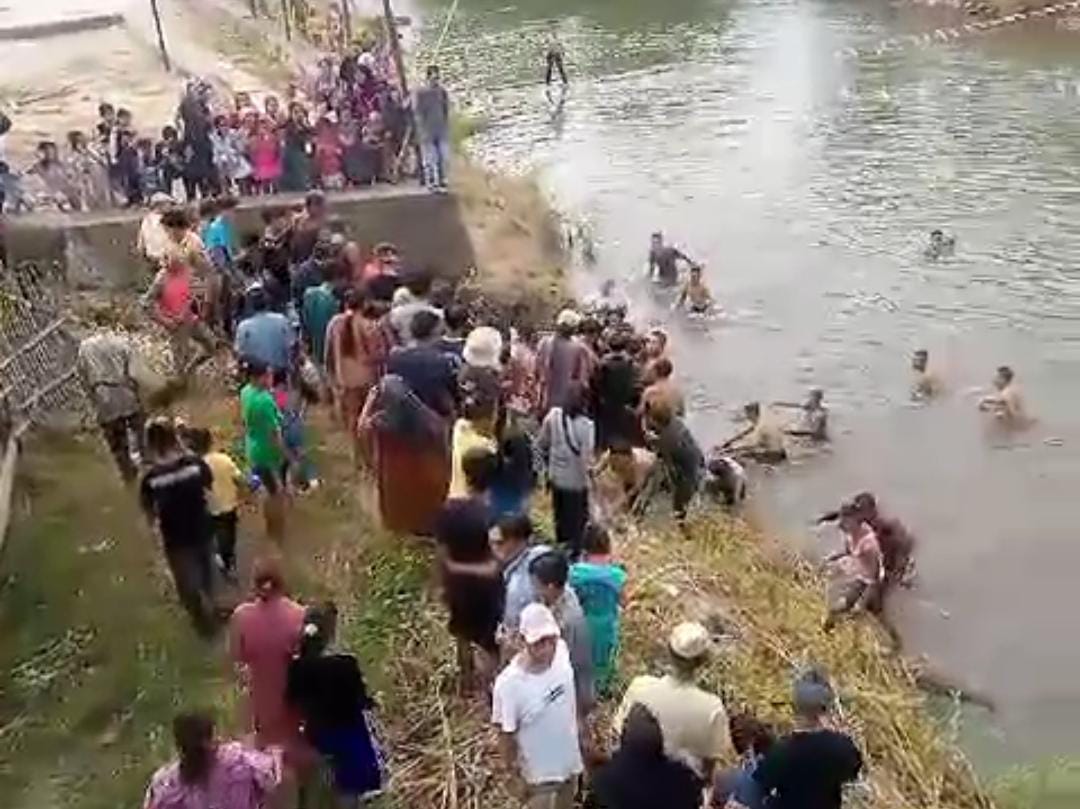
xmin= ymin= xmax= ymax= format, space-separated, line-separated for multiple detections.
xmin=381 ymin=0 xmax=422 ymax=178
xmin=341 ymin=0 xmax=353 ymax=50
xmin=280 ymin=0 xmax=292 ymax=41
xmin=149 ymin=0 xmax=172 ymax=72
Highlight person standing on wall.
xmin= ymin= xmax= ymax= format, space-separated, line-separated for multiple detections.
xmin=414 ymin=65 xmax=451 ymax=192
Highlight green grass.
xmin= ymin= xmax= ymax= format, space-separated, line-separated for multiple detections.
xmin=0 ymin=394 xmax=424 ymax=809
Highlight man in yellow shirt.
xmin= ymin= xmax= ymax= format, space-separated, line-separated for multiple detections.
xmin=616 ymin=622 xmax=732 ymax=784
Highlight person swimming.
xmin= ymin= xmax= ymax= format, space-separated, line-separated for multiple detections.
xmin=911 ymin=349 xmax=943 ymax=400
xmin=775 ymin=388 xmax=828 ymax=442
xmin=924 ymin=229 xmax=956 ymax=260
xmin=978 ymin=364 xmax=1029 ymax=426
xmin=647 ymin=232 xmax=697 ymax=288
xmin=719 ymin=402 xmax=788 ymax=464
xmin=674 ymin=264 xmax=714 ymax=314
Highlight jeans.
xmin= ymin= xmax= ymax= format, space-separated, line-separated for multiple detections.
xmin=552 ymin=486 xmax=588 ymax=558
xmin=420 ymin=134 xmax=450 ymax=188
xmin=100 ymin=411 xmax=145 ymax=482
xmin=165 ymin=542 xmax=215 ymax=635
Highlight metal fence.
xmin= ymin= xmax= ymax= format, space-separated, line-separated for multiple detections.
xmin=0 ymin=259 xmax=84 ymax=432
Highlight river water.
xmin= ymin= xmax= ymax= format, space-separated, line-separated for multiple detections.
xmin=421 ymin=0 xmax=1080 ymax=769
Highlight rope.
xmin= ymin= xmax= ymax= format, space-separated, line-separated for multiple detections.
xmin=431 ymin=0 xmax=462 ymax=62
xmin=837 ymin=0 xmax=1080 ymax=59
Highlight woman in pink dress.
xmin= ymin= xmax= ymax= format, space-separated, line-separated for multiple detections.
xmin=229 ymin=559 xmax=305 ymax=752
xmin=248 ymin=118 xmax=282 ymax=194
xmin=144 ymin=711 xmax=282 ymax=809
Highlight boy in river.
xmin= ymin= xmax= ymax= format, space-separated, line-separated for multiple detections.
xmin=911 ymin=349 xmax=943 ymax=400
xmin=720 ymin=402 xmax=788 ymax=464
xmin=647 ymin=232 xmax=697 ymax=287
xmin=776 ymin=388 xmax=829 ymax=442
xmin=674 ymin=264 xmax=714 ymax=314
xmin=978 ymin=365 xmax=1028 ymax=426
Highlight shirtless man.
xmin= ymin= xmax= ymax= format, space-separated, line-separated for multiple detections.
xmin=911 ymin=349 xmax=943 ymax=400
xmin=924 ymin=229 xmax=956 ymax=260
xmin=720 ymin=402 xmax=787 ymax=463
xmin=674 ymin=264 xmax=714 ymax=314
xmin=979 ymin=365 xmax=1028 ymax=426
xmin=776 ymin=388 xmax=828 ymax=442
xmin=647 ymin=232 xmax=697 ymax=288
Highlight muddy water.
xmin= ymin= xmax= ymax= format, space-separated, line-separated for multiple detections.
xmin=425 ymin=0 xmax=1080 ymax=768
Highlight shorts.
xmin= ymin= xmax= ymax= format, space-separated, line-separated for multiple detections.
xmin=443 ymin=571 xmax=502 ymax=653
xmin=253 ymin=463 xmax=286 ymax=495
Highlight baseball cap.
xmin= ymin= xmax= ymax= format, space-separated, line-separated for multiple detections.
xmin=669 ymin=621 xmax=711 ymax=661
xmin=519 ymin=603 xmax=560 ymax=645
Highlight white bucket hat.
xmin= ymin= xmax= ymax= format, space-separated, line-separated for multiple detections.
xmin=463 ymin=326 xmax=503 ymax=369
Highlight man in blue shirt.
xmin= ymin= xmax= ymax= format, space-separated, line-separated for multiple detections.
xmin=235 ymin=286 xmax=295 ymax=373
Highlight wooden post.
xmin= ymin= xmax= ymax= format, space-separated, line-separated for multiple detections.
xmin=341 ymin=0 xmax=353 ymax=51
xmin=280 ymin=0 xmax=292 ymax=41
xmin=381 ymin=0 xmax=422 ymax=178
xmin=149 ymin=0 xmax=172 ymax=72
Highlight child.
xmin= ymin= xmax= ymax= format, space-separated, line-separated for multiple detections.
xmin=156 ymin=126 xmax=185 ymax=198
xmin=272 ymin=371 xmax=319 ymax=492
xmin=314 ymin=112 xmax=345 ymax=190
xmin=675 ymin=264 xmax=714 ymax=314
xmin=185 ymin=427 xmax=246 ymax=581
xmin=568 ymin=523 xmax=628 ymax=695
xmin=114 ymin=129 xmax=143 ymax=207
xmin=248 ymin=118 xmax=282 ymax=194
xmin=136 ymin=137 xmax=162 ymax=199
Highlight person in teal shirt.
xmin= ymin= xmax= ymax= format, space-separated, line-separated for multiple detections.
xmin=569 ymin=523 xmax=628 ymax=695
xmin=302 ymin=279 xmax=339 ymax=373
xmin=240 ymin=361 xmax=287 ymax=541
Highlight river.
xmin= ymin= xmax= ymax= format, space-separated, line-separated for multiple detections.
xmin=421 ymin=0 xmax=1080 ymax=770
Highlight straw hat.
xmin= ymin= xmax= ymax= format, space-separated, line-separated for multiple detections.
xmin=669 ymin=621 xmax=711 ymax=661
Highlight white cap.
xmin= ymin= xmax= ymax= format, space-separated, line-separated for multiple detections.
xmin=520 ymin=603 xmax=560 ymax=645
xmin=669 ymin=621 xmax=711 ymax=661
xmin=463 ymin=326 xmax=503 ymax=369
xmin=358 ymin=52 xmax=376 ymax=69
xmin=556 ymin=308 xmax=581 ymax=329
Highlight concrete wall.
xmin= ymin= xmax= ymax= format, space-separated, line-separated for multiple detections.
xmin=3 ymin=185 xmax=477 ymax=289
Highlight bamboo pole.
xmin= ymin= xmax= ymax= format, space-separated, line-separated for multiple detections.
xmin=149 ymin=0 xmax=172 ymax=72
xmin=381 ymin=0 xmax=422 ymax=179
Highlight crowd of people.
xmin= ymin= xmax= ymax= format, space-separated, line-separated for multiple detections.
xmin=0 ymin=46 xmax=456 ymax=214
xmin=68 ymin=183 xmax=899 ymax=808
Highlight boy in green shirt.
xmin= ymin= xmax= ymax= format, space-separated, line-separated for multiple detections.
xmin=240 ymin=361 xmax=287 ymax=541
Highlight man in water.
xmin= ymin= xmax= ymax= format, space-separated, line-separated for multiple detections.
xmin=703 ymin=451 xmax=747 ymax=508
xmin=721 ymin=402 xmax=788 ymax=464
xmin=648 ymin=232 xmax=697 ymax=288
xmin=777 ymin=388 xmax=828 ymax=442
xmin=674 ymin=264 xmax=714 ymax=314
xmin=911 ymin=349 xmax=942 ymax=400
xmin=545 ymin=32 xmax=568 ymax=86
xmin=924 ymin=228 xmax=955 ymax=260
xmin=819 ymin=492 xmax=916 ymax=589
xmin=585 ymin=279 xmax=628 ymax=325
xmin=979 ymin=365 xmax=1028 ymax=425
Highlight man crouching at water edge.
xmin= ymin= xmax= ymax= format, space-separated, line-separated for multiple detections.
xmin=820 ymin=502 xmax=901 ymax=650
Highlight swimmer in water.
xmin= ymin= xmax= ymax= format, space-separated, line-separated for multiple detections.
xmin=978 ymin=364 xmax=1029 ymax=426
xmin=911 ymin=349 xmax=943 ymax=400
xmin=719 ymin=402 xmax=788 ymax=464
xmin=647 ymin=232 xmax=697 ymax=288
xmin=776 ymin=388 xmax=829 ymax=442
xmin=674 ymin=264 xmax=714 ymax=314
xmin=924 ymin=228 xmax=956 ymax=260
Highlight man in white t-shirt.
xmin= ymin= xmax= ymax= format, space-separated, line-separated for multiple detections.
xmin=492 ymin=603 xmax=583 ymax=809
xmin=616 ymin=621 xmax=732 ymax=784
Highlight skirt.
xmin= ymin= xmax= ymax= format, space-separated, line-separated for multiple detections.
xmin=375 ymin=431 xmax=449 ymax=536
xmin=310 ymin=714 xmax=385 ymax=797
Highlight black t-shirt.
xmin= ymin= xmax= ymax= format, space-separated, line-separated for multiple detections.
xmin=435 ymin=496 xmax=494 ymax=564
xmin=753 ymin=729 xmax=863 ymax=809
xmin=139 ymin=454 xmax=212 ymax=549
xmin=286 ymin=653 xmax=372 ymax=735
xmin=649 ymin=245 xmax=684 ymax=284
xmin=594 ymin=352 xmax=641 ymax=412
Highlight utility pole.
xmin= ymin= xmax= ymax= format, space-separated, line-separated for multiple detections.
xmin=341 ymin=0 xmax=353 ymax=51
xmin=280 ymin=0 xmax=291 ymax=41
xmin=381 ymin=0 xmax=421 ymax=177
xmin=149 ymin=0 xmax=172 ymax=72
